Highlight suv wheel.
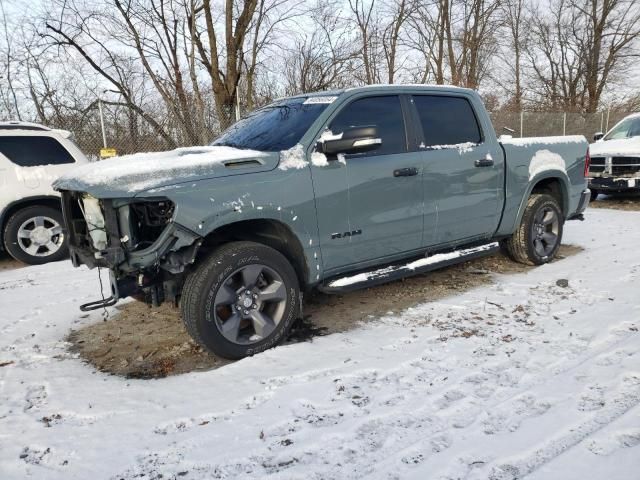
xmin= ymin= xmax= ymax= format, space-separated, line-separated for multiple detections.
xmin=180 ymin=241 xmax=301 ymax=359
xmin=3 ymin=205 xmax=69 ymax=265
xmin=501 ymin=193 xmax=563 ymax=266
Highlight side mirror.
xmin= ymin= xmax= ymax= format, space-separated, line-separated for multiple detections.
xmin=317 ymin=126 xmax=382 ymax=157
xmin=593 ymin=132 xmax=604 ymax=141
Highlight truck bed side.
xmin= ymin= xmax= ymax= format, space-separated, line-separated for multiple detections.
xmin=496 ymin=136 xmax=589 ymax=236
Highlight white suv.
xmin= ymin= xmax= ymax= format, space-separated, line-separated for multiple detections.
xmin=0 ymin=121 xmax=89 ymax=264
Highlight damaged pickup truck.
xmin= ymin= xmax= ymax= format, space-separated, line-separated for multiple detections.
xmin=589 ymin=113 xmax=640 ymax=200
xmin=54 ymin=85 xmax=590 ymax=359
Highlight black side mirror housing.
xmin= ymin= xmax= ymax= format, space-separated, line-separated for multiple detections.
xmin=593 ymin=132 xmax=604 ymax=141
xmin=317 ymin=126 xmax=382 ymax=157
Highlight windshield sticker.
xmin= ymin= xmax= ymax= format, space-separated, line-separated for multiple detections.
xmin=303 ymin=96 xmax=338 ymax=105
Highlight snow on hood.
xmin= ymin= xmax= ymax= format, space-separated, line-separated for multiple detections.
xmin=53 ymin=146 xmax=269 ymax=195
xmin=589 ymin=137 xmax=640 ymax=157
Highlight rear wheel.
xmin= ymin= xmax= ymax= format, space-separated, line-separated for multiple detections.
xmin=501 ymin=194 xmax=563 ymax=266
xmin=3 ymin=205 xmax=68 ymax=265
xmin=180 ymin=241 xmax=301 ymax=359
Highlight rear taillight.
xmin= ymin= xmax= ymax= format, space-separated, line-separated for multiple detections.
xmin=584 ymin=148 xmax=590 ymax=177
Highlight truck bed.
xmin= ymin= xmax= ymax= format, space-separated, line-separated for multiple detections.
xmin=497 ymin=135 xmax=589 ymax=235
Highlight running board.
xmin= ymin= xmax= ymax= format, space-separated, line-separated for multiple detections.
xmin=319 ymin=242 xmax=499 ymax=294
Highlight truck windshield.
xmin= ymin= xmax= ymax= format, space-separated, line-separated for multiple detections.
xmin=212 ymin=98 xmax=331 ymax=151
xmin=604 ymin=116 xmax=640 ymax=141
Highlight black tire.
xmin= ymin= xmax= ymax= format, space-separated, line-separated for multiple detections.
xmin=180 ymin=241 xmax=301 ymax=359
xmin=590 ymin=189 xmax=599 ymax=202
xmin=501 ymin=194 xmax=563 ymax=266
xmin=3 ymin=205 xmax=69 ymax=265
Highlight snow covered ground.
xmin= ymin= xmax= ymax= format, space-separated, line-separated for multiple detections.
xmin=1 ymin=208 xmax=639 ymax=480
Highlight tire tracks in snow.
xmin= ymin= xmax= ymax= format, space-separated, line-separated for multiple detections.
xmin=479 ymin=373 xmax=640 ymax=480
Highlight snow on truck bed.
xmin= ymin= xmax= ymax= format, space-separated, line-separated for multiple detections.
xmin=1 ymin=209 xmax=640 ymax=480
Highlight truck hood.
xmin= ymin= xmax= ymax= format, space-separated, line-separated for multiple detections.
xmin=53 ymin=146 xmax=277 ymax=197
xmin=589 ymin=137 xmax=640 ymax=157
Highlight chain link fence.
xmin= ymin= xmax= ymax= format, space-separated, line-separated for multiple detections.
xmin=489 ymin=111 xmax=630 ymax=140
xmin=49 ymin=106 xmax=635 ymax=161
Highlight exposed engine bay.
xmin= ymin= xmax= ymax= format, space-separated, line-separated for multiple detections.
xmin=59 ymin=191 xmax=201 ymax=309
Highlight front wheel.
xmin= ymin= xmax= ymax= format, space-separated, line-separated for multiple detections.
xmin=501 ymin=194 xmax=563 ymax=266
xmin=180 ymin=241 xmax=301 ymax=359
xmin=3 ymin=205 xmax=69 ymax=265
xmin=590 ymin=189 xmax=599 ymax=202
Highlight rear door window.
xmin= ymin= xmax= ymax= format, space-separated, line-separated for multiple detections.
xmin=412 ymin=95 xmax=482 ymax=147
xmin=329 ymin=95 xmax=407 ymax=156
xmin=0 ymin=136 xmax=75 ymax=166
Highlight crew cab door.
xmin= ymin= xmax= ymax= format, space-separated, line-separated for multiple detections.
xmin=410 ymin=94 xmax=503 ymax=246
xmin=310 ymin=95 xmax=424 ymax=272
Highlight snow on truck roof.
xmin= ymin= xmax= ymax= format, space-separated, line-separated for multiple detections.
xmin=285 ymin=84 xmax=475 ymax=102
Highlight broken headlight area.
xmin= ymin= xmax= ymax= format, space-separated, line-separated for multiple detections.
xmin=60 ymin=191 xmax=198 ymax=272
xmin=60 ymin=191 xmax=202 ymax=310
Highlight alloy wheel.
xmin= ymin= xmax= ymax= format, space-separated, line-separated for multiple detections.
xmin=16 ymin=216 xmax=64 ymax=258
xmin=213 ymin=263 xmax=288 ymax=345
xmin=532 ymin=206 xmax=560 ymax=257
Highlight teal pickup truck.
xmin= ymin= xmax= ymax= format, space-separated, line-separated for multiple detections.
xmin=54 ymin=85 xmax=590 ymax=359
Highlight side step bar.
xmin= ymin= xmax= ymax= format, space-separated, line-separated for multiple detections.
xmin=319 ymin=242 xmax=499 ymax=294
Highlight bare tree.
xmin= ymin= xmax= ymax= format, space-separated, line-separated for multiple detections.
xmin=574 ymin=0 xmax=640 ymax=112
xmin=0 ymin=0 xmax=22 ymax=119
xmin=526 ymin=0 xmax=640 ymax=112
xmin=452 ymin=0 xmax=502 ymax=89
xmin=347 ymin=0 xmax=382 ymax=84
xmin=381 ymin=0 xmax=409 ymax=83
xmin=405 ymin=0 xmax=452 ymax=84
xmin=187 ymin=0 xmax=259 ymax=129
xmin=500 ymin=0 xmax=528 ymax=110
xmin=283 ymin=2 xmax=356 ymax=93
xmin=526 ymin=0 xmax=586 ymax=110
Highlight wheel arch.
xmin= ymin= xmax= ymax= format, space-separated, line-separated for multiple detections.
xmin=0 ymin=196 xmax=62 ymax=250
xmin=513 ymin=174 xmax=569 ymax=231
xmin=197 ymin=218 xmax=310 ymax=290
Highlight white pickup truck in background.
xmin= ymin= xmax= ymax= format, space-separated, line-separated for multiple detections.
xmin=589 ymin=113 xmax=640 ymax=200
xmin=0 ymin=122 xmax=89 ymax=264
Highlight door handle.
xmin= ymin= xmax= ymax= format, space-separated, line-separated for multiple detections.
xmin=393 ymin=167 xmax=419 ymax=177
xmin=474 ymin=158 xmax=494 ymax=167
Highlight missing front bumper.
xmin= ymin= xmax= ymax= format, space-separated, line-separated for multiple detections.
xmin=590 ymin=177 xmax=640 ymax=191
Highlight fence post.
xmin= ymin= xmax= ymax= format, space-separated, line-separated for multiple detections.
xmin=98 ymin=98 xmax=107 ymax=149
xmin=600 ymin=112 xmax=604 ymax=132
xmin=520 ymin=111 xmax=524 ymax=138
xmin=563 ymin=112 xmax=566 ymax=136
xmin=605 ymin=108 xmax=610 ymax=132
xmin=235 ymin=93 xmax=241 ymax=122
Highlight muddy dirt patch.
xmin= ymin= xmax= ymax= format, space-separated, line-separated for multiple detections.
xmin=589 ymin=192 xmax=640 ymax=211
xmin=68 ymin=245 xmax=582 ymax=378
